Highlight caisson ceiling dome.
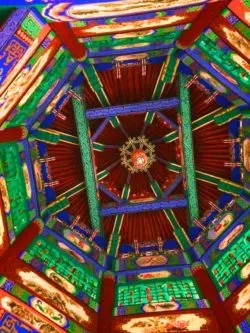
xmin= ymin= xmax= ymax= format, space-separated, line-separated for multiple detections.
xmin=0 ymin=1 xmax=249 ymax=332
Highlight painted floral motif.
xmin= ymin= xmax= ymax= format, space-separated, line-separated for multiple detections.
xmin=30 ymin=297 xmax=68 ymax=328
xmin=43 ymin=1 xmax=203 ymax=21
xmin=136 ymin=255 xmax=167 ymax=267
xmin=235 ymin=283 xmax=250 ymax=311
xmin=218 ymin=224 xmax=244 ymax=250
xmin=121 ymin=313 xmax=207 ymax=332
xmin=1 ymin=296 xmax=58 ymax=333
xmin=18 ymin=270 xmax=89 ymax=325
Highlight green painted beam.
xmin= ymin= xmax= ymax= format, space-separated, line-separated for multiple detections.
xmin=161 ymin=55 xmax=180 ymax=84
xmin=72 ymin=87 xmax=103 ymax=234
xmin=93 ymin=142 xmax=106 ymax=151
xmin=84 ymin=31 xmax=181 ymax=50
xmin=148 ymin=178 xmax=191 ymax=251
xmin=57 ymin=182 xmax=85 ymax=199
xmin=165 ymin=162 xmax=182 ymax=173
xmin=150 ymin=179 xmax=162 ymax=197
xmin=144 ymin=112 xmax=155 ymax=125
xmin=110 ymin=116 xmax=121 ymax=129
xmin=152 ymin=49 xmax=177 ymax=100
xmin=107 ymin=215 xmax=123 ymax=257
xmin=33 ymin=128 xmax=60 ymax=144
xmin=217 ymin=179 xmax=244 ymax=195
xmin=43 ymin=197 xmax=70 ymax=217
xmin=165 ymin=163 xmax=244 ymax=195
xmin=195 ymin=170 xmax=221 ymax=185
xmin=214 ymin=106 xmax=241 ymax=125
xmin=53 ymin=130 xmax=79 ymax=145
xmin=97 ymin=169 xmax=110 ymax=181
xmin=179 ymin=72 xmax=199 ymax=225
xmin=82 ymin=65 xmax=110 ymax=107
xmin=33 ymin=128 xmax=79 ymax=145
xmin=163 ymin=209 xmax=191 ymax=250
xmin=152 ymin=62 xmax=167 ymax=100
xmin=163 ymin=108 xmax=221 ymax=143
xmin=196 ymin=170 xmax=244 ymax=195
xmin=107 ymin=184 xmax=130 ymax=257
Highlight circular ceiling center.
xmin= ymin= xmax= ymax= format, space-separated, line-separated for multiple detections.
xmin=120 ymin=136 xmax=156 ymax=173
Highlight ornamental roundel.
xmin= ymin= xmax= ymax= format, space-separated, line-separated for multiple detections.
xmin=120 ymin=135 xmax=156 ymax=174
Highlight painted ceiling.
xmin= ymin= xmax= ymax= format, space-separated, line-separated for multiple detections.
xmin=0 ymin=0 xmax=249 ymax=260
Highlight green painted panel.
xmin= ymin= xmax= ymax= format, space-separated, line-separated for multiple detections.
xmin=0 ymin=276 xmax=85 ymax=332
xmin=22 ymin=235 xmax=101 ymax=310
xmin=0 ymin=142 xmax=32 ymax=239
xmin=209 ymin=228 xmax=250 ymax=290
xmin=21 ymin=12 xmax=43 ymax=39
xmin=196 ymin=34 xmax=250 ymax=91
xmin=84 ymin=31 xmax=181 ymax=51
xmin=115 ymin=277 xmax=202 ymax=308
xmin=9 ymin=50 xmax=73 ymax=127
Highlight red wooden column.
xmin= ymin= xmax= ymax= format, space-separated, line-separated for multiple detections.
xmin=50 ymin=22 xmax=87 ymax=61
xmin=0 ymin=219 xmax=43 ymax=273
xmin=98 ymin=270 xmax=116 ymax=333
xmin=176 ymin=0 xmax=231 ymax=49
xmin=192 ymin=262 xmax=235 ymax=333
xmin=0 ymin=126 xmax=27 ymax=143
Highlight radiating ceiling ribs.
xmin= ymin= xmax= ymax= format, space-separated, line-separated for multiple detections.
xmin=33 ymin=128 xmax=79 ymax=145
xmin=82 ymin=65 xmax=110 ymax=107
xmin=107 ymin=184 xmax=130 ymax=257
xmin=165 ymin=162 xmax=244 ymax=196
xmin=154 ymin=107 xmax=223 ymax=144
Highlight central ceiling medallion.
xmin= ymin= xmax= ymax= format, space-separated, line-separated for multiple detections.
xmin=120 ymin=136 xmax=156 ymax=173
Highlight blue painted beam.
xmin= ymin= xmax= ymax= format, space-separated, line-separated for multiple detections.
xmin=98 ymin=183 xmax=122 ymax=204
xmin=91 ymin=117 xmax=110 ymax=141
xmin=86 ymin=98 xmax=179 ymax=119
xmin=157 ymin=111 xmax=178 ymax=130
xmin=22 ymin=139 xmax=40 ymax=217
xmin=162 ymin=173 xmax=183 ymax=198
xmin=0 ymin=8 xmax=29 ymax=50
xmin=88 ymin=43 xmax=174 ymax=58
xmin=100 ymin=198 xmax=187 ymax=216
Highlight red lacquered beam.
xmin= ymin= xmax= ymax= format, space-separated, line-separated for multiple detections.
xmin=50 ymin=22 xmax=87 ymax=61
xmin=176 ymin=0 xmax=231 ymax=49
xmin=0 ymin=127 xmax=27 ymax=142
xmin=0 ymin=219 xmax=43 ymax=272
xmin=98 ymin=271 xmax=116 ymax=333
xmin=192 ymin=262 xmax=235 ymax=333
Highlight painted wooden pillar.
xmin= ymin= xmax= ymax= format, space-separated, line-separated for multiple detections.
xmin=176 ymin=0 xmax=231 ymax=49
xmin=98 ymin=271 xmax=116 ymax=333
xmin=50 ymin=22 xmax=87 ymax=61
xmin=192 ymin=262 xmax=235 ymax=333
xmin=0 ymin=127 xmax=27 ymax=143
